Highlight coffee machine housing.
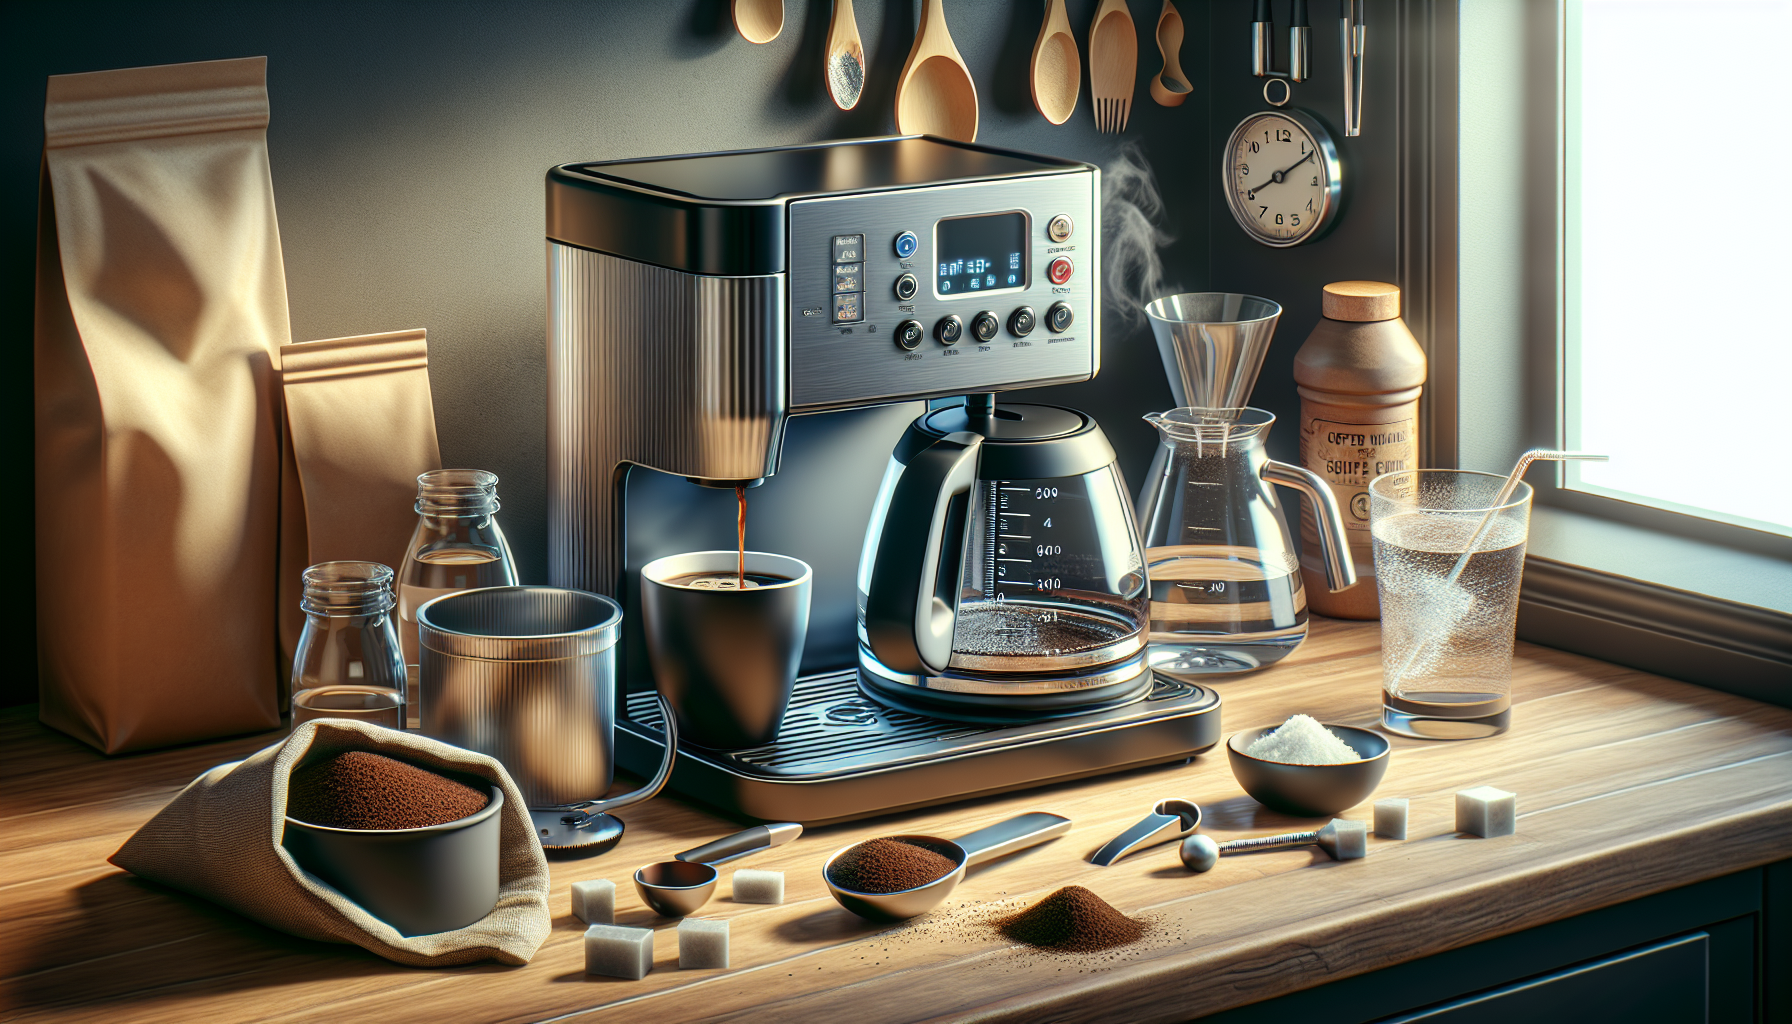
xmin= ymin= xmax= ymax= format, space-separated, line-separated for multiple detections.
xmin=546 ymin=136 xmax=1100 ymax=600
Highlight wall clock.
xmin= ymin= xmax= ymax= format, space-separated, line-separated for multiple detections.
xmin=1222 ymin=108 xmax=1342 ymax=247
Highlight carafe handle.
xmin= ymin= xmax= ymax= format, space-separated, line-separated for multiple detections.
xmin=864 ymin=431 xmax=983 ymax=675
xmin=1262 ymin=460 xmax=1358 ymax=592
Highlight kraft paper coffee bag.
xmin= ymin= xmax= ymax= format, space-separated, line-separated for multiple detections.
xmin=35 ymin=57 xmax=288 ymax=752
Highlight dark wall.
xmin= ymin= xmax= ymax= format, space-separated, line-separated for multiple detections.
xmin=0 ymin=0 xmax=1396 ymax=709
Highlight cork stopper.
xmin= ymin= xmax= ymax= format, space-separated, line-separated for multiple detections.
xmin=1322 ymin=281 xmax=1401 ymax=322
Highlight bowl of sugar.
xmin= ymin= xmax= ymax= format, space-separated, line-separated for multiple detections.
xmin=1227 ymin=715 xmax=1389 ymax=817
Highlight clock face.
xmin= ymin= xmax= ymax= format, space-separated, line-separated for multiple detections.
xmin=1223 ymin=110 xmax=1342 ymax=247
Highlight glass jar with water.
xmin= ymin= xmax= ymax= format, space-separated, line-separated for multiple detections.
xmin=396 ymin=469 xmax=518 ymax=727
xmin=291 ymin=561 xmax=408 ymax=727
xmin=1136 ymin=407 xmax=1357 ymax=676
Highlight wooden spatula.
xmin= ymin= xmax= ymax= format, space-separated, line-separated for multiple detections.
xmin=1089 ymin=0 xmax=1139 ymax=132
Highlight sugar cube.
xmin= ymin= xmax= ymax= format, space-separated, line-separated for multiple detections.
xmin=678 ymin=917 xmax=729 ymax=969
xmin=1456 ymin=786 xmax=1517 ymax=837
xmin=584 ymin=924 xmax=653 ymax=979
xmin=731 ymin=868 xmax=785 ymax=905
xmin=571 ymin=879 xmax=615 ymax=925
xmin=1327 ymin=818 xmax=1368 ymax=860
xmin=1374 ymin=798 xmax=1409 ymax=840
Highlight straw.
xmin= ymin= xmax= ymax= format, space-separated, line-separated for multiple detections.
xmin=1387 ymin=449 xmax=1608 ymax=690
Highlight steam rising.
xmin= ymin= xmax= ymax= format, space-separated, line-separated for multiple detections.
xmin=1101 ymin=140 xmax=1177 ymax=330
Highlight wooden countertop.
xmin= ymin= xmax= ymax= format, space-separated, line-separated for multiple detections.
xmin=5 ymin=618 xmax=1791 ymax=1024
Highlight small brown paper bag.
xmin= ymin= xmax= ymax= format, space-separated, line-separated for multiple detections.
xmin=35 ymin=57 xmax=287 ymax=752
xmin=110 ymin=719 xmax=551 ymax=967
xmin=278 ymin=330 xmax=443 ymax=669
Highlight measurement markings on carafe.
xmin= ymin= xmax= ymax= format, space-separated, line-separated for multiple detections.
xmin=987 ymin=482 xmax=1066 ymax=599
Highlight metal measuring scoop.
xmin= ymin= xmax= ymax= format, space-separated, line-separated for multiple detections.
xmin=1090 ymin=799 xmax=1202 ymax=865
xmin=633 ymin=822 xmax=802 ymax=917
xmin=1179 ymin=818 xmax=1367 ymax=872
xmin=823 ymin=812 xmax=1072 ymax=921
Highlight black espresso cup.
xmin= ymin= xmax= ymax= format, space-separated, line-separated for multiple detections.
xmin=640 ymin=551 xmax=811 ymax=749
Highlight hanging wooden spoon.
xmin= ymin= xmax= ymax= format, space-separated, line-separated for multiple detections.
xmin=1150 ymin=0 xmax=1192 ymax=106
xmin=827 ymin=0 xmax=866 ymax=109
xmin=894 ymin=0 xmax=979 ymax=141
xmin=732 ymin=0 xmax=783 ymax=44
xmin=1088 ymin=0 xmax=1138 ymax=133
xmin=1030 ymin=0 xmax=1080 ymax=125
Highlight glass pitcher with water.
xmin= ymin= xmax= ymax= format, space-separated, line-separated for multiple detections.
xmin=1136 ymin=407 xmax=1356 ymax=676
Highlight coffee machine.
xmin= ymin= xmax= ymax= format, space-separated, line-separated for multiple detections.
xmin=546 ymin=137 xmax=1218 ymax=824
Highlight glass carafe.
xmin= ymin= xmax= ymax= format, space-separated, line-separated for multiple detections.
xmin=396 ymin=469 xmax=518 ymax=728
xmin=1136 ymin=407 xmax=1355 ymax=676
xmin=857 ymin=401 xmax=1151 ymax=719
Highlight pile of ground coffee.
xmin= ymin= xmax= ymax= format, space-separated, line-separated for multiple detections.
xmin=996 ymin=885 xmax=1145 ymax=952
xmin=287 ymin=751 xmax=489 ymax=830
xmin=828 ymin=837 xmax=959 ymax=893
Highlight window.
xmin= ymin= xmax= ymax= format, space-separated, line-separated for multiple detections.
xmin=1565 ymin=0 xmax=1791 ymax=537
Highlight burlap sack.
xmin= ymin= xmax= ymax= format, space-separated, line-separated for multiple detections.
xmin=109 ymin=719 xmax=551 ymax=967
xmin=277 ymin=329 xmax=443 ymax=673
xmin=35 ymin=56 xmax=287 ymax=752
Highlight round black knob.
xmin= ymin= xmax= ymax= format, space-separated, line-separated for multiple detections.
xmin=894 ymin=273 xmax=919 ymax=301
xmin=1046 ymin=302 xmax=1074 ymax=334
xmin=894 ymin=319 xmax=925 ymax=350
xmin=934 ymin=314 xmax=964 ymax=346
xmin=1008 ymin=306 xmax=1037 ymax=337
xmin=970 ymin=311 xmax=1000 ymax=343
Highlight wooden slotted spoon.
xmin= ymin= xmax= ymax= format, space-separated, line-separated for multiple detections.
xmin=827 ymin=0 xmax=866 ymax=110
xmin=732 ymin=0 xmax=784 ymax=44
xmin=1150 ymin=0 xmax=1192 ymax=106
xmin=1030 ymin=0 xmax=1080 ymax=125
xmin=1089 ymin=0 xmax=1138 ymax=132
xmin=894 ymin=0 xmax=979 ymax=141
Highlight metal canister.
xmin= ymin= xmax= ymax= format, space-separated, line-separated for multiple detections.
xmin=418 ymin=587 xmax=622 ymax=808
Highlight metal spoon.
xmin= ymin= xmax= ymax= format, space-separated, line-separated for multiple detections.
xmin=826 ymin=0 xmax=865 ymax=110
xmin=1090 ymin=798 xmax=1201 ymax=865
xmin=732 ymin=0 xmax=784 ymax=44
xmin=1180 ymin=818 xmax=1367 ymax=872
xmin=823 ymin=812 xmax=1071 ymax=921
xmin=634 ymin=822 xmax=802 ymax=917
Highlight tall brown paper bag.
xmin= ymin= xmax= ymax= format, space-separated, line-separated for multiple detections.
xmin=35 ymin=57 xmax=288 ymax=752
xmin=277 ymin=329 xmax=443 ymax=674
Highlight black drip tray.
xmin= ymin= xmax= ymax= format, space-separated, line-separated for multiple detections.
xmin=616 ymin=671 xmax=1221 ymax=825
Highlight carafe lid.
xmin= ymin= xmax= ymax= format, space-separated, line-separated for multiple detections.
xmin=901 ymin=402 xmax=1117 ymax=479
xmin=1322 ymin=281 xmax=1401 ymax=321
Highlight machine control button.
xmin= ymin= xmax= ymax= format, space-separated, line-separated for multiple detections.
xmin=1047 ymin=256 xmax=1075 ymax=285
xmin=893 ymin=231 xmax=919 ymax=259
xmin=1046 ymin=302 xmax=1074 ymax=333
xmin=935 ymin=314 xmax=964 ymax=346
xmin=1008 ymin=306 xmax=1037 ymax=337
xmin=832 ymin=292 xmax=864 ymax=324
xmin=1047 ymin=214 xmax=1074 ymax=242
xmin=894 ymin=319 xmax=925 ymax=350
xmin=833 ymin=264 xmax=862 ymax=293
xmin=832 ymin=234 xmax=864 ymax=262
xmin=971 ymin=310 xmax=1000 ymax=343
xmin=893 ymin=273 xmax=919 ymax=301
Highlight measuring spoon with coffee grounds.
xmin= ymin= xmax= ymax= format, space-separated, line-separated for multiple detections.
xmin=634 ymin=822 xmax=803 ymax=917
xmin=823 ymin=812 xmax=1072 ymax=922
xmin=1089 ymin=798 xmax=1202 ymax=866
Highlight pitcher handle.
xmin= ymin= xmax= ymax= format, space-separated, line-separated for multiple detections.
xmin=573 ymin=693 xmax=679 ymax=815
xmin=1262 ymin=460 xmax=1358 ymax=592
xmin=864 ymin=431 xmax=983 ymax=675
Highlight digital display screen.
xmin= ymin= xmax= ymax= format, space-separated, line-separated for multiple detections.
xmin=935 ymin=212 xmax=1027 ymax=297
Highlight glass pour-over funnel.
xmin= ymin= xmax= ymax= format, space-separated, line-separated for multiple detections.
xmin=1136 ymin=407 xmax=1356 ymax=676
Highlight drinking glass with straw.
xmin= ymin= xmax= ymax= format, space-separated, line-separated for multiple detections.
xmin=1368 ymin=450 xmax=1607 ymax=740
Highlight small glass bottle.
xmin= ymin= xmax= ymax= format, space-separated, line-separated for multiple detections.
xmin=397 ymin=469 xmax=518 ymax=728
xmin=291 ymin=561 xmax=408 ymax=729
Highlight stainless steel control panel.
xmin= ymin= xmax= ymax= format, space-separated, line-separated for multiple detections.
xmin=787 ymin=172 xmax=1099 ymax=410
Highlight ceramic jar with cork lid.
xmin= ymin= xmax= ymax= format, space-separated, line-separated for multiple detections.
xmin=1293 ymin=282 xmax=1427 ymax=620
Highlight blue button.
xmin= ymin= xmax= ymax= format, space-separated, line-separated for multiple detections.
xmin=894 ymin=231 xmax=919 ymax=259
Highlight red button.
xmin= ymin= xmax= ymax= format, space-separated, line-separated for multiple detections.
xmin=1047 ymin=256 xmax=1075 ymax=285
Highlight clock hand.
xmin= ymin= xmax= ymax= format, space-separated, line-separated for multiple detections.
xmin=1246 ymin=150 xmax=1317 ymax=200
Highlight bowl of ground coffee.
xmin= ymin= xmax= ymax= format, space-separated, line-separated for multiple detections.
xmin=282 ymin=750 xmax=503 ymax=936
xmin=822 ymin=812 xmax=1072 ymax=921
